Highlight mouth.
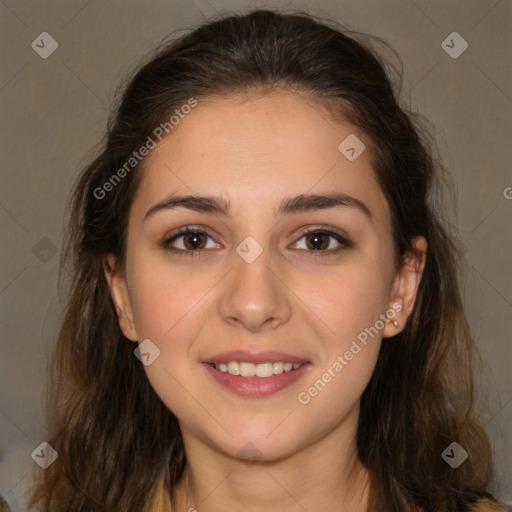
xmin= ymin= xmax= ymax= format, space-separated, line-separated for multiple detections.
xmin=207 ymin=361 xmax=305 ymax=378
xmin=202 ymin=351 xmax=311 ymax=397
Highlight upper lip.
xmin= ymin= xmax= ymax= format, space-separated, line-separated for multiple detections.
xmin=204 ymin=351 xmax=309 ymax=365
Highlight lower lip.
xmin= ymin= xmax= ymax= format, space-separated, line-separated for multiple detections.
xmin=203 ymin=363 xmax=311 ymax=397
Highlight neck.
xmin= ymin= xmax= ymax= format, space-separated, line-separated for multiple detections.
xmin=170 ymin=410 xmax=370 ymax=512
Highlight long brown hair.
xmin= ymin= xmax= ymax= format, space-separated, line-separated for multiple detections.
xmin=30 ymin=9 xmax=496 ymax=511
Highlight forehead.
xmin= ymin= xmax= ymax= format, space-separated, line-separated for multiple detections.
xmin=132 ymin=90 xmax=389 ymax=221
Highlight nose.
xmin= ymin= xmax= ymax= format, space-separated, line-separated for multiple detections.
xmin=218 ymin=247 xmax=292 ymax=333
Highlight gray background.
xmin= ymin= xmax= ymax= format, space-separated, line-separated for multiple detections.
xmin=0 ymin=0 xmax=510 ymax=510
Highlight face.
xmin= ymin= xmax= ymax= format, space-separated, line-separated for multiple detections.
xmin=106 ymin=90 xmax=425 ymax=462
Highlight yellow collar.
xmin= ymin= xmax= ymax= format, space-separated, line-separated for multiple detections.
xmin=149 ymin=477 xmax=173 ymax=512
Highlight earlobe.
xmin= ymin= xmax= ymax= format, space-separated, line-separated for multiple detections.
xmin=103 ymin=254 xmax=138 ymax=342
xmin=383 ymin=236 xmax=427 ymax=339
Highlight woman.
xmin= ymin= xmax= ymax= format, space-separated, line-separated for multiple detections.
xmin=30 ymin=9 xmax=509 ymax=512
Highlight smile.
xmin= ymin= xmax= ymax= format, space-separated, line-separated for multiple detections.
xmin=204 ymin=360 xmax=311 ymax=397
xmin=209 ymin=361 xmax=305 ymax=378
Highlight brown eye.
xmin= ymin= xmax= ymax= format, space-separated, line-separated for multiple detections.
xmin=163 ymin=228 xmax=222 ymax=253
xmin=305 ymin=232 xmax=331 ymax=250
xmin=182 ymin=232 xmax=207 ymax=250
xmin=291 ymin=228 xmax=353 ymax=253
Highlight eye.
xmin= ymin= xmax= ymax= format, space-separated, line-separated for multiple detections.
xmin=290 ymin=226 xmax=353 ymax=255
xmin=162 ymin=227 xmax=222 ymax=253
xmin=161 ymin=225 xmax=353 ymax=257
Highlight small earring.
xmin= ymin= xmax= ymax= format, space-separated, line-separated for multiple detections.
xmin=393 ymin=320 xmax=399 ymax=328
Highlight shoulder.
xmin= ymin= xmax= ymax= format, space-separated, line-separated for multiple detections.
xmin=468 ymin=498 xmax=512 ymax=512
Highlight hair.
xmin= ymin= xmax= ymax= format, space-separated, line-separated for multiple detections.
xmin=30 ymin=8 xmax=498 ymax=512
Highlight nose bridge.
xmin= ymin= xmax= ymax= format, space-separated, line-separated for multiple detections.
xmin=219 ymin=241 xmax=291 ymax=331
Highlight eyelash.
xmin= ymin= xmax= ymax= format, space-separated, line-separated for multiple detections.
xmin=161 ymin=225 xmax=354 ymax=259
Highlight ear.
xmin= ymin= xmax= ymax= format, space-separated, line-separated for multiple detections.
xmin=382 ymin=236 xmax=427 ymax=339
xmin=103 ymin=254 xmax=138 ymax=342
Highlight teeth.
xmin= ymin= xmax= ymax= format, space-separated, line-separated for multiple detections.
xmin=239 ymin=362 xmax=256 ymax=377
xmin=255 ymin=362 xmax=273 ymax=377
xmin=272 ymin=362 xmax=284 ymax=375
xmin=213 ymin=361 xmax=305 ymax=378
xmin=227 ymin=362 xmax=239 ymax=375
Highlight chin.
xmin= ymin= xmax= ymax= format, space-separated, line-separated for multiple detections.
xmin=211 ymin=422 xmax=311 ymax=463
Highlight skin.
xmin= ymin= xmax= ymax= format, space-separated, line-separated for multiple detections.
xmin=105 ymin=89 xmax=426 ymax=512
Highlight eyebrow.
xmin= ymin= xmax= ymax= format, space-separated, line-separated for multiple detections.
xmin=144 ymin=192 xmax=372 ymax=221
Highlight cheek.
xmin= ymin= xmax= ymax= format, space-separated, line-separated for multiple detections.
xmin=126 ymin=267 xmax=214 ymax=417
xmin=294 ymin=339 xmax=380 ymax=445
xmin=292 ymin=264 xmax=388 ymax=430
xmin=126 ymin=258 xmax=221 ymax=394
xmin=127 ymin=258 xmax=213 ymax=342
xmin=297 ymin=258 xmax=392 ymax=348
